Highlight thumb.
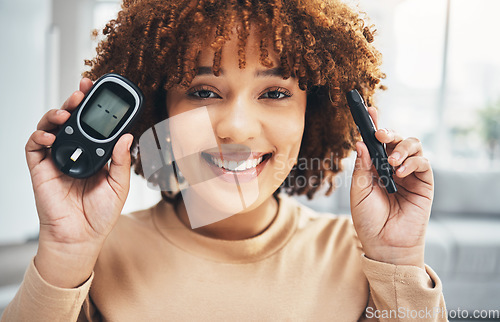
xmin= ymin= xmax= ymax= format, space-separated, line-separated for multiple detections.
xmin=350 ymin=141 xmax=374 ymax=203
xmin=108 ymin=134 xmax=133 ymax=197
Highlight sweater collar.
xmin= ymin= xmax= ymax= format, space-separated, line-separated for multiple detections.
xmin=152 ymin=194 xmax=298 ymax=263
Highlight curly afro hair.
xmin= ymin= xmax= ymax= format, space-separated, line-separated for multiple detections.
xmin=83 ymin=0 xmax=385 ymax=200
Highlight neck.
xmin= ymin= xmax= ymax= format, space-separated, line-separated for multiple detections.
xmin=174 ymin=193 xmax=279 ymax=240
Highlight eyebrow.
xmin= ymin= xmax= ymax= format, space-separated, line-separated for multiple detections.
xmin=195 ymin=66 xmax=288 ymax=78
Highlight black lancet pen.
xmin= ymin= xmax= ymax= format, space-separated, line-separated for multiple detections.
xmin=346 ymin=89 xmax=398 ymax=194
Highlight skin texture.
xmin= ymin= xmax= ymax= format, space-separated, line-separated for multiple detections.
xmin=352 ymin=109 xmax=433 ymax=270
xmin=166 ymin=28 xmax=307 ymax=239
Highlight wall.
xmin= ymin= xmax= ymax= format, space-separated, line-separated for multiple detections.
xmin=0 ymin=0 xmax=161 ymax=244
xmin=0 ymin=0 xmax=52 ymax=243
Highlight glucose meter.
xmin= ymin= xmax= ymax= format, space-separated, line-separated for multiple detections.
xmin=51 ymin=73 xmax=144 ymax=178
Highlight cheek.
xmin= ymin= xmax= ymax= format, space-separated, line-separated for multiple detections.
xmin=268 ymin=110 xmax=305 ymax=154
xmin=166 ymin=88 xmax=191 ymax=118
xmin=168 ymin=106 xmax=218 ymax=159
xmin=264 ymin=113 xmax=304 ymax=187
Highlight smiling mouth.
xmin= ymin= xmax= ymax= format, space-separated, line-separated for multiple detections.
xmin=201 ymin=152 xmax=273 ymax=172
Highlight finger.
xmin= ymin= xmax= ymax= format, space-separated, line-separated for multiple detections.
xmin=387 ymin=137 xmax=423 ymax=167
xmin=25 ymin=130 xmax=56 ymax=170
xmin=79 ymin=78 xmax=93 ymax=95
xmin=367 ymin=106 xmax=378 ymax=129
xmin=395 ymin=155 xmax=433 ymax=186
xmin=61 ymin=91 xmax=86 ymax=112
xmin=107 ymin=134 xmax=133 ymax=200
xmin=351 ymin=141 xmax=375 ymax=205
xmin=36 ymin=109 xmax=71 ymax=132
xmin=375 ymin=128 xmax=404 ymax=146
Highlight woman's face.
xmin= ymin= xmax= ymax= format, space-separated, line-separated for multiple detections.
xmin=166 ymin=29 xmax=307 ymax=227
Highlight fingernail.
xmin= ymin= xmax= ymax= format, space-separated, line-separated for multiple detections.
xmin=127 ymin=140 xmax=133 ymax=151
xmin=390 ymin=152 xmax=400 ymax=161
xmin=356 ymin=146 xmax=362 ymax=157
xmin=382 ymin=128 xmax=394 ymax=140
xmin=397 ymin=165 xmax=406 ymax=173
xmin=56 ymin=109 xmax=65 ymax=115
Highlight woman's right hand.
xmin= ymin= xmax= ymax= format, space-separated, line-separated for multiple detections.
xmin=25 ymin=78 xmax=134 ymax=288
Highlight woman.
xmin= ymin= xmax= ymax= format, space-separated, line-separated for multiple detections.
xmin=3 ymin=0 xmax=446 ymax=321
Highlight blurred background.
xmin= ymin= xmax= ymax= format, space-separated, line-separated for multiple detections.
xmin=1 ymin=0 xmax=499 ymax=319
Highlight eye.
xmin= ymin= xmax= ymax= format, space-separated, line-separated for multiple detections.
xmin=260 ymin=88 xmax=292 ymax=100
xmin=186 ymin=87 xmax=221 ymax=99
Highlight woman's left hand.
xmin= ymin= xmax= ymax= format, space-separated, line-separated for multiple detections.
xmin=350 ymin=107 xmax=434 ymax=269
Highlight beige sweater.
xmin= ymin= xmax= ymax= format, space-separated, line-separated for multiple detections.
xmin=2 ymin=195 xmax=447 ymax=321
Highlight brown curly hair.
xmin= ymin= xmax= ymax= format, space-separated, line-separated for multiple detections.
xmin=83 ymin=0 xmax=384 ymax=200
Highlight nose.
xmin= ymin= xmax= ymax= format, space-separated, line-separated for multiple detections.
xmin=212 ymin=97 xmax=262 ymax=144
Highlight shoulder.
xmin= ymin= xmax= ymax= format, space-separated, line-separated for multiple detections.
xmin=279 ymin=194 xmax=356 ymax=235
xmin=279 ymin=194 xmax=362 ymax=253
xmin=110 ymin=203 xmax=159 ymax=241
xmin=97 ymin=201 xmax=167 ymax=263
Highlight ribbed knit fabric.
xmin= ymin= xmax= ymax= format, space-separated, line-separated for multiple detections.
xmin=2 ymin=194 xmax=446 ymax=321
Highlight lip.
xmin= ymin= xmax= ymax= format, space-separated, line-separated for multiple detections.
xmin=202 ymin=151 xmax=268 ymax=162
xmin=201 ymin=152 xmax=272 ymax=184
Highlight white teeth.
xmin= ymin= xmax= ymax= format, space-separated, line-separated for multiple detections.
xmin=206 ymin=154 xmax=268 ymax=171
xmin=235 ymin=161 xmax=246 ymax=171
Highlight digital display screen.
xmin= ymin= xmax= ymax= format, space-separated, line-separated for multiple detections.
xmin=81 ymin=88 xmax=131 ymax=138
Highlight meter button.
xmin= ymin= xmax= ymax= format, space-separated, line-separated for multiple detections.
xmin=96 ymin=148 xmax=105 ymax=157
xmin=65 ymin=126 xmax=74 ymax=135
